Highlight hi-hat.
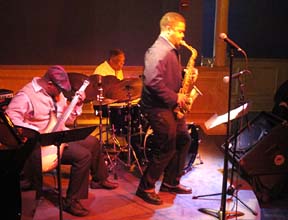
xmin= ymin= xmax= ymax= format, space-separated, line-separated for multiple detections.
xmin=105 ymin=78 xmax=142 ymax=102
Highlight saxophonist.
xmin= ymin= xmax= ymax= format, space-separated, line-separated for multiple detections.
xmin=136 ymin=12 xmax=196 ymax=205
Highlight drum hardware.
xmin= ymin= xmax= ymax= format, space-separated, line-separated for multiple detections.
xmin=94 ymin=76 xmax=120 ymax=179
xmin=68 ymin=73 xmax=144 ymax=174
xmin=103 ymin=77 xmax=144 ymax=174
xmin=118 ymin=85 xmax=143 ymax=175
xmin=103 ymin=124 xmax=123 ymax=180
xmin=96 ymin=76 xmax=104 ymax=150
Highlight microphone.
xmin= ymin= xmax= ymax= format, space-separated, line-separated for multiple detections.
xmin=219 ymin=33 xmax=243 ymax=52
xmin=223 ymin=70 xmax=251 ymax=83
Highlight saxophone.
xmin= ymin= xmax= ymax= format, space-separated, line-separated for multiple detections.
xmin=175 ymin=40 xmax=203 ymax=119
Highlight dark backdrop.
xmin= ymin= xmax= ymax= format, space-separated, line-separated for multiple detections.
xmin=0 ymin=0 xmax=287 ymax=66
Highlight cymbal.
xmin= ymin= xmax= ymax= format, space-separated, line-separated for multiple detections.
xmin=119 ymin=78 xmax=142 ymax=88
xmin=67 ymin=72 xmax=89 ymax=91
xmin=89 ymin=75 xmax=121 ymax=89
xmin=105 ymin=78 xmax=142 ymax=102
xmin=86 ymin=75 xmax=121 ymax=101
xmin=64 ymin=72 xmax=89 ymax=101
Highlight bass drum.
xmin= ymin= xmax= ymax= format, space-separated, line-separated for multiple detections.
xmin=109 ymin=100 xmax=143 ymax=136
xmin=143 ymin=124 xmax=200 ymax=165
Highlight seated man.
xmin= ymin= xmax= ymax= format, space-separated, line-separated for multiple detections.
xmin=5 ymin=65 xmax=118 ymax=217
xmin=93 ymin=48 xmax=125 ymax=80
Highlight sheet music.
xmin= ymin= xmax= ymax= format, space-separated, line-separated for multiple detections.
xmin=205 ymin=103 xmax=249 ymax=129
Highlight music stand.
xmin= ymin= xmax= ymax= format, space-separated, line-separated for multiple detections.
xmin=197 ymin=45 xmax=249 ymax=219
xmin=204 ymin=102 xmax=249 ymax=130
xmin=39 ymin=125 xmax=96 ymax=220
xmin=195 ymin=103 xmax=258 ymax=216
xmin=0 ymin=111 xmax=39 ymax=220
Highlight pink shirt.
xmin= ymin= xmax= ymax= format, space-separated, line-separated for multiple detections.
xmin=6 ymin=77 xmax=82 ymax=133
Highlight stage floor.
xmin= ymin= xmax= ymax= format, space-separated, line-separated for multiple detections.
xmin=21 ymin=129 xmax=287 ymax=220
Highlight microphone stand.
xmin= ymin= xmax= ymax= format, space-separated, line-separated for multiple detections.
xmin=226 ymin=76 xmax=258 ymax=216
xmin=219 ymin=45 xmax=235 ymax=219
xmin=197 ymin=48 xmax=245 ymax=219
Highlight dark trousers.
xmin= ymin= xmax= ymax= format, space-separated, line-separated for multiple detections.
xmin=138 ymin=108 xmax=191 ymax=190
xmin=23 ymin=135 xmax=107 ymax=200
xmin=68 ymin=135 xmax=108 ymax=182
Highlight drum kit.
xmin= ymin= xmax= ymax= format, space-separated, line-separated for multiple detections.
xmin=66 ymin=72 xmax=146 ymax=174
xmin=65 ymin=72 xmax=202 ymax=175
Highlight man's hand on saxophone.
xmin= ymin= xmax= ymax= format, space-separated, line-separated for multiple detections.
xmin=177 ymin=93 xmax=187 ymax=109
xmin=191 ymin=67 xmax=199 ymax=83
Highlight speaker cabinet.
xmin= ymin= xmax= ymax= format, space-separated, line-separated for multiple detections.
xmin=239 ymin=122 xmax=288 ymax=175
xmin=222 ymin=111 xmax=284 ymax=166
xmin=222 ymin=111 xmax=288 ymax=202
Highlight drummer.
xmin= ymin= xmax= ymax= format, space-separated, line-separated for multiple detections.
xmin=92 ymin=48 xmax=125 ymax=80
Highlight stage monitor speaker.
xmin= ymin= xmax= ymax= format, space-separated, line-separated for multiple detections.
xmin=222 ymin=111 xmax=288 ymax=202
xmin=240 ymin=122 xmax=288 ymax=203
xmin=239 ymin=122 xmax=288 ymax=176
xmin=222 ymin=111 xmax=284 ymax=166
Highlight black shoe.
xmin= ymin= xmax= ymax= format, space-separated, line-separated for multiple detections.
xmin=90 ymin=179 xmax=119 ymax=190
xmin=160 ymin=184 xmax=192 ymax=194
xmin=136 ymin=188 xmax=163 ymax=205
xmin=63 ymin=198 xmax=89 ymax=217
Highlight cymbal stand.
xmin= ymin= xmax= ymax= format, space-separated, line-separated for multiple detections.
xmin=96 ymin=77 xmax=117 ymax=178
xmin=96 ymin=77 xmax=104 ymax=152
xmin=125 ymin=85 xmax=143 ymax=175
xmin=109 ymin=124 xmax=122 ymax=179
